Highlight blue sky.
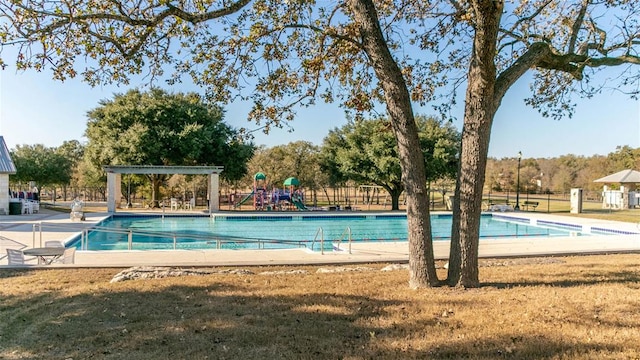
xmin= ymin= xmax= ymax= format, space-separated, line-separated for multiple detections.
xmin=1 ymin=66 xmax=638 ymax=160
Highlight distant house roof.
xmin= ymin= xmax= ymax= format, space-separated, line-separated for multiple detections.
xmin=0 ymin=136 xmax=16 ymax=174
xmin=593 ymin=169 xmax=640 ymax=183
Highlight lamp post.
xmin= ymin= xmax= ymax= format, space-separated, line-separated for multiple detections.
xmin=514 ymin=151 xmax=522 ymax=210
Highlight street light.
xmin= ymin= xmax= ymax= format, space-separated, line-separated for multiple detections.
xmin=514 ymin=151 xmax=522 ymax=210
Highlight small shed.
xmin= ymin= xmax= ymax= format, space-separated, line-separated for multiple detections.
xmin=0 ymin=136 xmax=17 ymax=214
xmin=594 ymin=169 xmax=640 ymax=209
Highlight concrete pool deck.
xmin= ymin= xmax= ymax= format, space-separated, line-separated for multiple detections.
xmin=1 ymin=208 xmax=639 ymax=268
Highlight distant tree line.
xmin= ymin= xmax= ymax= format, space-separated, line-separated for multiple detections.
xmin=485 ymin=146 xmax=640 ymax=195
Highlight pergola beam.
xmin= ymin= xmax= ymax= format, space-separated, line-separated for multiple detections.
xmin=103 ymin=165 xmax=224 ymax=175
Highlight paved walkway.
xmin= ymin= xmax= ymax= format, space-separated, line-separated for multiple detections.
xmin=1 ymin=208 xmax=639 ymax=268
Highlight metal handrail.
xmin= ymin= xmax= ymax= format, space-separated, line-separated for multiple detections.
xmin=311 ymin=227 xmax=324 ymax=254
xmin=32 ymin=221 xmax=309 ymax=251
xmin=33 ymin=222 xmax=88 ymax=248
xmin=332 ymin=227 xmax=352 ymax=254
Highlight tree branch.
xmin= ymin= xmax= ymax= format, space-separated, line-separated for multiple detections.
xmin=568 ymin=0 xmax=589 ymax=54
xmin=496 ymin=39 xmax=640 ymax=107
xmin=494 ymin=42 xmax=551 ymax=105
xmin=281 ymin=24 xmax=364 ymax=51
xmin=165 ymin=0 xmax=252 ymax=24
xmin=506 ymin=0 xmax=554 ymax=36
xmin=14 ymin=0 xmax=252 ymax=38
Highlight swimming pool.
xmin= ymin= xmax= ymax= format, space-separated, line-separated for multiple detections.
xmin=69 ymin=213 xmax=633 ymax=251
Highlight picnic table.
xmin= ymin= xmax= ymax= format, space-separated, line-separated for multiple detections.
xmin=23 ymin=247 xmax=65 ymax=265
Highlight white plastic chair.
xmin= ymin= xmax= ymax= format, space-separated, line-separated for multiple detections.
xmin=6 ymin=249 xmax=25 ymax=265
xmin=170 ymin=198 xmax=179 ymax=211
xmin=45 ymin=241 xmax=65 ymax=247
xmin=185 ymin=197 xmax=195 ymax=210
xmin=21 ymin=200 xmax=33 ymax=214
xmin=62 ymin=247 xmax=76 ymax=264
xmin=6 ymin=249 xmax=35 ymax=265
xmin=30 ymin=201 xmax=40 ymax=213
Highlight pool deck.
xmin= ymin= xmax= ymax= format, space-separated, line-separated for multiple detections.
xmin=1 ymin=208 xmax=639 ymax=268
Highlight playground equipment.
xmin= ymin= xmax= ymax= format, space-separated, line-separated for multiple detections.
xmin=234 ymin=172 xmax=268 ymax=210
xmin=234 ymin=173 xmax=306 ymax=211
xmin=253 ymin=172 xmax=269 ymax=210
xmin=283 ymin=177 xmax=306 ymax=210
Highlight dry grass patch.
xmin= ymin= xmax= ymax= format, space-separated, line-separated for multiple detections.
xmin=2 ymin=254 xmax=640 ymax=359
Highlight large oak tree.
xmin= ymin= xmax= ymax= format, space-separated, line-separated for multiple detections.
xmin=10 ymin=143 xmax=73 ymax=199
xmin=1 ymin=0 xmax=638 ymax=288
xmin=321 ymin=116 xmax=460 ymax=210
xmin=443 ymin=1 xmax=639 ymax=286
xmin=84 ymin=88 xmax=254 ymax=206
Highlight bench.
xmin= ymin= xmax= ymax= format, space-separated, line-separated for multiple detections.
xmin=522 ymin=201 xmax=539 ymax=211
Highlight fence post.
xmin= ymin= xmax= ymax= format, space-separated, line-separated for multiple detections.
xmin=547 ymin=193 xmax=551 ymax=213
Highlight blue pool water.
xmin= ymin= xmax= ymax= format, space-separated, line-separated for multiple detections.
xmin=69 ymin=213 xmax=620 ymax=251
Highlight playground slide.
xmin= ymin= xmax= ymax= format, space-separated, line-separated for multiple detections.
xmin=234 ymin=191 xmax=254 ymax=207
xmin=292 ymin=199 xmax=308 ymax=210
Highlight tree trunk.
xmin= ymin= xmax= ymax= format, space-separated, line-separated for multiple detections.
xmin=348 ymin=0 xmax=439 ymax=287
xmin=447 ymin=1 xmax=503 ymax=287
xmin=388 ymin=187 xmax=403 ymax=210
xmin=148 ymin=174 xmax=164 ymax=208
xmin=323 ymin=186 xmax=331 ymax=205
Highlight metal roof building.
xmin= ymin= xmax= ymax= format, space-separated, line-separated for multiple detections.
xmin=0 ymin=136 xmax=16 ymax=174
xmin=0 ymin=136 xmax=16 ymax=215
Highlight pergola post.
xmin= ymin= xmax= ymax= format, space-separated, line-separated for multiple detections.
xmin=208 ymin=173 xmax=220 ymax=213
xmin=106 ymin=172 xmax=120 ymax=213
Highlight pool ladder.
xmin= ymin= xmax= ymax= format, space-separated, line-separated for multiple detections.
xmin=312 ymin=227 xmax=352 ymax=255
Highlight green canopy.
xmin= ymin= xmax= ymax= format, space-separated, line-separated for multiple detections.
xmin=283 ymin=177 xmax=300 ymax=186
xmin=254 ymin=172 xmax=267 ymax=181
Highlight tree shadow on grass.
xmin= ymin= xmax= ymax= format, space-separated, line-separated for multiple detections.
xmin=0 ymin=267 xmax=41 ymax=279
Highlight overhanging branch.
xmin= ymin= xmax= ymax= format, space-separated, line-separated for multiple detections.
xmin=494 ymin=42 xmax=551 ymax=105
xmin=495 ymin=40 xmax=640 ymax=107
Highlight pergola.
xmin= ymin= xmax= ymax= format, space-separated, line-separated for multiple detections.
xmin=103 ymin=165 xmax=224 ymax=213
xmin=593 ymin=169 xmax=640 ymax=209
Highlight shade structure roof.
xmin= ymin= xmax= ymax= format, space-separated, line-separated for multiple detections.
xmin=283 ymin=177 xmax=300 ymax=186
xmin=593 ymin=169 xmax=640 ymax=183
xmin=103 ymin=165 xmax=223 ymax=174
xmin=0 ymin=136 xmax=16 ymax=174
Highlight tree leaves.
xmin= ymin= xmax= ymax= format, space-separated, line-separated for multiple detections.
xmin=320 ymin=115 xmax=460 ymax=210
xmin=83 ymin=88 xmax=254 ymax=182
